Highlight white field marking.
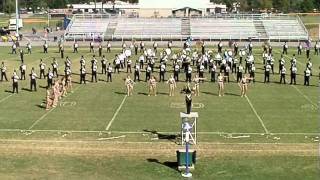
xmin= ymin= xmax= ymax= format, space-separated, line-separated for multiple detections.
xmin=292 ymin=85 xmax=318 ymax=108
xmin=28 ymin=85 xmax=82 ymax=130
xmin=105 ymin=95 xmax=128 ymax=131
xmin=0 ymin=139 xmax=317 ymax=146
xmin=232 ymin=74 xmax=269 ymax=134
xmin=0 ymin=94 xmax=13 ymax=104
xmin=170 ymin=102 xmax=204 ymax=109
xmin=59 ymin=101 xmax=77 ymax=107
xmin=0 ymin=129 xmax=318 ymax=136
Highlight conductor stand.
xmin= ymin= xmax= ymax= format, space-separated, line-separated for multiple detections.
xmin=180 ymin=112 xmax=198 ymax=145
xmin=181 ymin=122 xmax=193 ymax=178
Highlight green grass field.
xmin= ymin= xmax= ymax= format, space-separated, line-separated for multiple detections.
xmin=0 ymin=45 xmax=318 ymax=179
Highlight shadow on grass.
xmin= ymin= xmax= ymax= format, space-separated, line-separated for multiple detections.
xmin=114 ymin=92 xmax=127 ymax=95
xmin=201 ymin=91 xmax=218 ymax=96
xmin=146 ymin=158 xmax=179 ymax=172
xmin=143 ymin=129 xmax=180 ymax=144
xmin=21 ymin=88 xmax=32 ymax=92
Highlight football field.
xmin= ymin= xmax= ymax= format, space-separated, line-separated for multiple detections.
xmin=0 ymin=44 xmax=318 ymax=179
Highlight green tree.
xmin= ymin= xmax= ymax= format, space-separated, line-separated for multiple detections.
xmin=3 ymin=0 xmax=15 ymax=14
xmin=300 ymin=0 xmax=314 ymax=12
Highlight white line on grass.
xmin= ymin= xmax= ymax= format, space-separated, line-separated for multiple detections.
xmin=292 ymin=85 xmax=319 ymax=108
xmin=105 ymin=95 xmax=128 ymax=131
xmin=0 ymin=94 xmax=13 ymax=104
xmin=0 ymin=129 xmax=318 ymax=136
xmin=232 ymin=74 xmax=270 ymax=134
xmin=28 ymin=85 xmax=82 ymax=130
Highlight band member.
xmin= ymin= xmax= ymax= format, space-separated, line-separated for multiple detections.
xmin=201 ymin=40 xmax=206 ymax=55
xmin=47 ymin=68 xmax=54 ymax=88
xmin=248 ymin=41 xmax=253 ymax=54
xmin=89 ymin=41 xmax=94 ymax=53
xmin=43 ymin=41 xmax=48 ymax=53
xmin=174 ymin=63 xmax=180 ymax=82
xmin=27 ymin=42 xmax=32 ymax=54
xmin=211 ymin=63 xmax=217 ymax=82
xmin=39 ymin=59 xmax=46 ymax=79
xmin=268 ymin=45 xmax=273 ymax=54
xmin=283 ymin=42 xmax=288 ymax=54
xmin=167 ymin=75 xmax=176 ymax=96
xmin=237 ymin=64 xmax=244 ymax=82
xmin=239 ymin=75 xmax=253 ymax=97
xmin=225 ymin=65 xmax=230 ymax=83
xmin=315 ymin=42 xmax=319 ymax=55
xmin=114 ymin=55 xmax=121 ymax=74
xmin=218 ymin=41 xmax=222 ymax=53
xmin=65 ymin=56 xmax=72 ymax=71
xmin=159 ymin=63 xmax=166 ymax=82
xmin=122 ymin=41 xmax=127 ymax=50
xmin=192 ymin=75 xmax=206 ymax=96
xmin=153 ymin=41 xmax=158 ymax=53
xmin=290 ymin=65 xmax=297 ymax=85
xmin=46 ymin=89 xmax=54 ymax=110
xmin=98 ymin=43 xmax=103 ymax=57
xmin=80 ymin=65 xmax=86 ymax=84
xmin=134 ymin=63 xmax=140 ymax=82
xmin=107 ymin=63 xmax=113 ymax=82
xmin=168 ymin=41 xmax=172 ymax=50
xmin=139 ymin=54 xmax=144 ymax=69
xmin=100 ymin=55 xmax=107 ymax=74
xmin=80 ymin=55 xmax=86 ymax=68
xmin=65 ymin=66 xmax=72 ymax=89
xmin=19 ymin=49 xmax=24 ymax=63
xmin=304 ymin=68 xmax=311 ymax=86
xmin=91 ymin=59 xmax=98 ymax=83
xmin=107 ymin=41 xmax=111 ymax=53
xmin=279 ymin=55 xmax=285 ymax=74
xmin=232 ymin=57 xmax=238 ymax=73
xmin=234 ymin=42 xmax=238 ymax=56
xmin=73 ymin=41 xmax=79 ymax=53
xmin=19 ymin=63 xmax=26 ymax=80
xmin=297 ymin=42 xmax=302 ymax=55
xmin=199 ymin=63 xmax=205 ymax=80
xmin=264 ymin=63 xmax=272 ymax=83
xmin=12 ymin=70 xmax=19 ymax=93
xmin=1 ymin=62 xmax=8 ymax=81
xmin=181 ymin=83 xmax=193 ymax=114
xmin=148 ymin=75 xmax=157 ymax=96
xmin=217 ymin=73 xmax=227 ymax=97
xmin=249 ymin=63 xmax=256 ymax=83
xmin=12 ymin=42 xmax=17 ymax=54
xmin=60 ymin=45 xmax=64 ymax=59
xmin=125 ymin=75 xmax=134 ymax=96
xmin=186 ymin=65 xmax=192 ymax=82
xmin=127 ymin=58 xmax=132 ymax=73
xmin=306 ymin=45 xmax=310 ymax=59
xmin=145 ymin=65 xmax=152 ymax=81
xmin=280 ymin=66 xmax=287 ymax=84
xmin=134 ymin=42 xmax=138 ymax=55
xmin=52 ymin=58 xmax=58 ymax=78
xmin=30 ymin=68 xmax=37 ymax=91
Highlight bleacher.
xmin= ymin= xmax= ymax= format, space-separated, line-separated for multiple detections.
xmin=262 ymin=19 xmax=308 ymax=40
xmin=64 ymin=14 xmax=309 ymax=41
xmin=190 ymin=19 xmax=258 ymax=39
xmin=113 ymin=18 xmax=182 ymax=40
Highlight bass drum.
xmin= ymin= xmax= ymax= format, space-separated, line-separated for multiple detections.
xmin=125 ymin=49 xmax=132 ymax=57
xmin=165 ymin=48 xmax=172 ymax=56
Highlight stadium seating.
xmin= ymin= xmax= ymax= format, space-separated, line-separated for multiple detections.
xmin=262 ymin=19 xmax=308 ymax=40
xmin=113 ymin=18 xmax=182 ymax=39
xmin=64 ymin=14 xmax=309 ymax=41
xmin=190 ymin=19 xmax=258 ymax=39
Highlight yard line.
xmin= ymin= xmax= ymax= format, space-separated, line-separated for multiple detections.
xmin=105 ymin=95 xmax=128 ymax=131
xmin=28 ymin=85 xmax=82 ymax=130
xmin=232 ymin=74 xmax=270 ymax=134
xmin=244 ymin=95 xmax=269 ymax=134
xmin=0 ymin=128 xmax=318 ymax=136
xmin=0 ymin=94 xmax=13 ymax=104
xmin=0 ymin=139 xmax=317 ymax=146
xmin=291 ymin=85 xmax=319 ymax=108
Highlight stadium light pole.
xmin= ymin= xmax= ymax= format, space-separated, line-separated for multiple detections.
xmin=15 ymin=0 xmax=19 ymax=35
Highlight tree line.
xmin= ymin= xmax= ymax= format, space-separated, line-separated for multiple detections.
xmin=1 ymin=0 xmax=319 ymax=14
